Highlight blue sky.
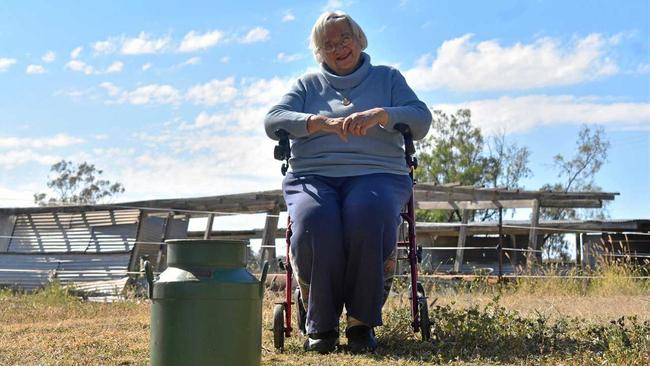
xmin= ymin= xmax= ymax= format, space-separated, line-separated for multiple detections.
xmin=0 ymin=0 xmax=648 ymax=220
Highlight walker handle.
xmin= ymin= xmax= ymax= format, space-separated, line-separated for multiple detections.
xmin=259 ymin=261 xmax=270 ymax=298
xmin=143 ymin=259 xmax=154 ymax=300
xmin=394 ymin=123 xmax=415 ymax=156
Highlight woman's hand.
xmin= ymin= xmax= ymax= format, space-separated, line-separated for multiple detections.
xmin=342 ymin=108 xmax=388 ymax=136
xmin=307 ymin=115 xmax=348 ymax=142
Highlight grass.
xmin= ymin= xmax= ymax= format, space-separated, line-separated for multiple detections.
xmin=0 ymin=266 xmax=649 ymax=366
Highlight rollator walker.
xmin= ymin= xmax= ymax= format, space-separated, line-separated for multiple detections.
xmin=271 ymin=123 xmax=431 ymax=351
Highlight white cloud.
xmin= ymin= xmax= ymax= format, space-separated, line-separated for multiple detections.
xmin=240 ymin=27 xmax=270 ymax=44
xmin=65 ymin=59 xmax=96 ymax=75
xmin=180 ymin=76 xmax=292 ymax=130
xmin=105 ymin=61 xmax=124 ymax=73
xmin=66 ymin=60 xmax=124 ymax=75
xmin=404 ymin=33 xmax=620 ymax=92
xmin=126 ymin=84 xmax=181 ymax=105
xmin=239 ymin=77 xmax=293 ymax=107
xmin=93 ymin=38 xmax=118 ymax=55
xmin=26 ymin=64 xmax=46 ymax=74
xmin=435 ymin=95 xmax=650 ymax=134
xmin=99 ymin=82 xmax=182 ymax=105
xmin=182 ymin=111 xmax=231 ymax=130
xmin=277 ymin=52 xmax=303 ymax=63
xmin=96 ymin=74 xmax=293 ymax=109
xmin=0 ymin=185 xmax=37 ymax=207
xmin=142 ymin=62 xmax=152 ymax=71
xmin=322 ymin=0 xmax=353 ymax=11
xmin=282 ymin=11 xmax=295 ymax=22
xmin=637 ymin=63 xmax=650 ymax=75
xmin=180 ymin=56 xmax=201 ymax=66
xmin=220 ymin=56 xmax=230 ymax=63
xmin=41 ymin=51 xmax=56 ymax=63
xmin=99 ymin=82 xmax=121 ymax=97
xmin=70 ymin=46 xmax=83 ymax=59
xmin=55 ymin=88 xmax=91 ymax=99
xmin=0 ymin=58 xmax=17 ymax=72
xmin=0 ymin=133 xmax=84 ymax=149
xmin=178 ymin=30 xmax=224 ymax=52
xmin=117 ymin=143 xmax=281 ymax=200
xmin=121 ymin=32 xmax=171 ymax=55
xmin=186 ymin=77 xmax=238 ymax=106
xmin=0 ymin=150 xmax=61 ymax=169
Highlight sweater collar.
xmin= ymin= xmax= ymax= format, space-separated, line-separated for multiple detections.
xmin=320 ymin=52 xmax=371 ymax=90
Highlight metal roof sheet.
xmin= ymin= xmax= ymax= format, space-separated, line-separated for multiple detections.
xmin=8 ymin=209 xmax=139 ymax=253
xmin=0 ymin=253 xmax=131 ymax=294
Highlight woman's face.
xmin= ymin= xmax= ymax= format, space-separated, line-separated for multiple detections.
xmin=321 ymin=21 xmax=362 ymax=76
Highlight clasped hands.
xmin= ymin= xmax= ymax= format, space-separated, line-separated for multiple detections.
xmin=307 ymin=107 xmax=388 ymax=142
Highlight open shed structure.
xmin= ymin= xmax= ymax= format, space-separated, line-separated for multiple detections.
xmin=198 ymin=185 xmax=640 ymax=276
xmin=1 ymin=185 xmax=645 ymax=296
xmin=412 ymin=184 xmax=626 ymax=273
xmin=0 ymin=190 xmax=285 ymax=297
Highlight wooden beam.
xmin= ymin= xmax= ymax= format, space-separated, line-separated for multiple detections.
xmin=417 ymin=200 xmax=536 ymax=210
xmin=539 ymin=199 xmax=602 ymax=208
xmin=453 ymin=209 xmax=469 ymax=273
xmin=260 ymin=206 xmax=280 ymax=270
xmin=127 ymin=210 xmax=147 ymax=272
xmin=156 ymin=211 xmax=174 ymax=271
xmin=526 ymin=199 xmax=540 ymax=269
xmin=203 ymin=214 xmax=215 ymax=240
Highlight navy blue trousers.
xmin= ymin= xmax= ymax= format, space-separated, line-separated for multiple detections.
xmin=282 ymin=172 xmax=413 ymax=334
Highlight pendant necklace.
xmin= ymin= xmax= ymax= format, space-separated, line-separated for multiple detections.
xmin=334 ymin=88 xmax=352 ymax=106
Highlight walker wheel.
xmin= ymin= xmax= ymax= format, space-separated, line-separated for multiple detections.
xmin=273 ymin=304 xmax=286 ymax=351
xmin=418 ymin=298 xmax=431 ymax=341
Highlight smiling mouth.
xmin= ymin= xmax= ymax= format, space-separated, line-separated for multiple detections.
xmin=336 ymin=53 xmax=351 ymax=62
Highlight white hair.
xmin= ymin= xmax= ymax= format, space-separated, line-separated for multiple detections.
xmin=310 ymin=11 xmax=368 ymax=63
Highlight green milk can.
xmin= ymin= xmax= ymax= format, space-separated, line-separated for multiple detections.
xmin=144 ymin=239 xmax=269 ymax=366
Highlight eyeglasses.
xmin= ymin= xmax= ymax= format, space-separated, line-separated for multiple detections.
xmin=321 ymin=34 xmax=353 ymax=53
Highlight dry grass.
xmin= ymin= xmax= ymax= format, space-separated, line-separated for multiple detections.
xmin=0 ymin=274 xmax=649 ymax=366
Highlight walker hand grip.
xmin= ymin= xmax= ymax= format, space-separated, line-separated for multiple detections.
xmin=273 ymin=129 xmax=291 ymax=161
xmin=143 ymin=260 xmax=154 ymax=299
xmin=394 ymin=123 xmax=415 ymax=156
xmin=260 ymin=261 xmax=270 ymax=298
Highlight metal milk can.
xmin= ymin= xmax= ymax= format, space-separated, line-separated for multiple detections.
xmin=144 ymin=239 xmax=269 ymax=366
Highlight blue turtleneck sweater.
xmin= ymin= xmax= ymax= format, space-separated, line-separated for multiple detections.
xmin=264 ymin=53 xmax=432 ymax=177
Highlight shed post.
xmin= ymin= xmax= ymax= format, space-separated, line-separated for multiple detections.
xmin=128 ymin=210 xmax=147 ymax=272
xmin=156 ymin=211 xmax=174 ymax=271
xmin=575 ymin=232 xmax=582 ymax=269
xmin=260 ymin=205 xmax=280 ymax=271
xmin=526 ymin=199 xmax=540 ymax=270
xmin=453 ymin=209 xmax=469 ymax=273
xmin=203 ymin=213 xmax=215 ymax=240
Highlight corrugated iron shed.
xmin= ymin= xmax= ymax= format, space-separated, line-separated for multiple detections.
xmin=0 ymin=207 xmax=188 ymax=296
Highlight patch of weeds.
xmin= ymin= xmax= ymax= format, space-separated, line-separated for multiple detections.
xmin=374 ymin=295 xmax=649 ymax=364
xmin=31 ymin=280 xmax=81 ymax=306
xmin=428 ymin=296 xmax=650 ymax=363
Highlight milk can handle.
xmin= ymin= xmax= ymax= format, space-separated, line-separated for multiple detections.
xmin=143 ymin=259 xmax=154 ymax=299
xmin=259 ymin=261 xmax=270 ymax=298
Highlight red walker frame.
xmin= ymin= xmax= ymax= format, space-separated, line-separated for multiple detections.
xmin=272 ymin=124 xmax=431 ymax=351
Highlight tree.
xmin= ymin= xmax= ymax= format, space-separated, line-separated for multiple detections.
xmin=539 ymin=125 xmax=610 ymax=259
xmin=34 ymin=160 xmax=125 ymax=206
xmin=415 ymin=109 xmax=532 ymax=221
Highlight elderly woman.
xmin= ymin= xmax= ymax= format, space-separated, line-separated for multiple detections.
xmin=264 ymin=11 xmax=431 ymax=354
